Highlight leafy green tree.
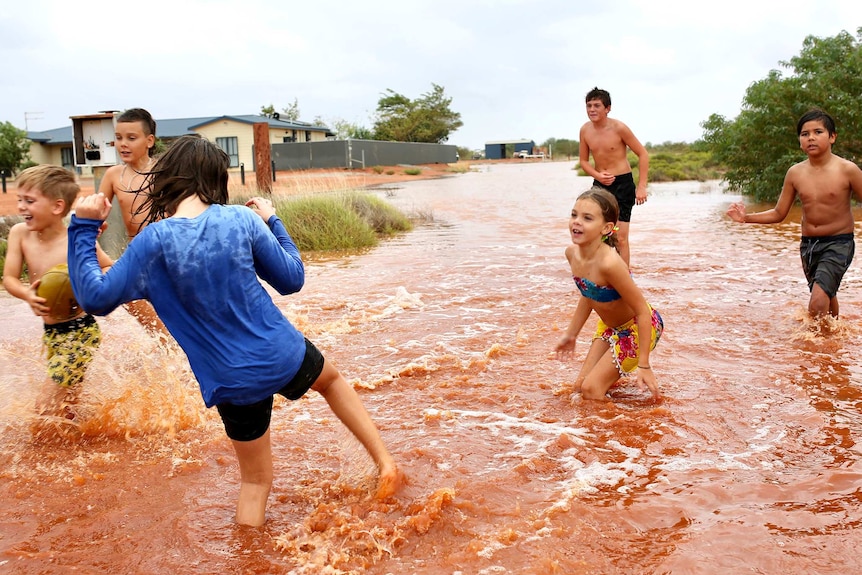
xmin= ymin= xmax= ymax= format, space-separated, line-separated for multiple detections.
xmin=373 ymin=83 xmax=463 ymax=143
xmin=700 ymin=28 xmax=862 ymax=202
xmin=645 ymin=142 xmax=723 ymax=182
xmin=0 ymin=121 xmax=31 ymax=176
xmin=327 ymin=118 xmax=374 ymax=140
xmin=542 ymin=137 xmax=579 ymax=159
xmin=281 ymin=99 xmax=301 ymax=122
xmin=260 ymin=98 xmax=301 ymax=121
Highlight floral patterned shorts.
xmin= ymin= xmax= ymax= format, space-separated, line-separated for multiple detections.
xmin=593 ymin=305 xmax=663 ymax=375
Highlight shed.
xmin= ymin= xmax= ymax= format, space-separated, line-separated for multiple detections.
xmin=484 ymin=139 xmax=536 ymax=160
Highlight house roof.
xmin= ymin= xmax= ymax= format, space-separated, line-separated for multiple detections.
xmin=27 ymin=114 xmax=334 ymax=145
xmin=26 ymin=126 xmax=75 ymax=145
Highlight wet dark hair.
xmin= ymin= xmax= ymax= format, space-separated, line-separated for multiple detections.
xmin=577 ymin=185 xmax=620 ymax=250
xmin=585 ymin=87 xmax=611 ymax=108
xmin=117 ymin=108 xmax=157 ymax=157
xmin=137 ymin=134 xmax=230 ymax=225
xmin=796 ymin=108 xmax=836 ymax=136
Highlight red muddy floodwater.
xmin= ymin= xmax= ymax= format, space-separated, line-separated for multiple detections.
xmin=2 ymin=161 xmax=862 ymax=574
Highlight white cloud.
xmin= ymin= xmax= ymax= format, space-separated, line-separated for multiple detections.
xmin=1 ymin=0 xmax=860 ymax=148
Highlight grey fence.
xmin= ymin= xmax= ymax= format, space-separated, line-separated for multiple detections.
xmin=270 ymin=139 xmax=457 ymax=171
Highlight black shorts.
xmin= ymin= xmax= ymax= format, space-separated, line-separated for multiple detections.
xmin=216 ymin=338 xmax=325 ymax=441
xmin=593 ymin=172 xmax=636 ymax=222
xmin=800 ymin=233 xmax=855 ymax=299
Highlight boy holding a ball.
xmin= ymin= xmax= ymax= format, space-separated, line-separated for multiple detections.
xmin=3 ymin=165 xmax=113 ymax=418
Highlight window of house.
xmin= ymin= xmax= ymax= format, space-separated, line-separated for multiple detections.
xmin=305 ymin=131 xmax=311 ymax=142
xmin=215 ymin=137 xmax=239 ymax=167
xmin=60 ymin=147 xmax=74 ymax=170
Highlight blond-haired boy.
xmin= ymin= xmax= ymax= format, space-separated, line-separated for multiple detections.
xmin=3 ymin=165 xmax=113 ymax=417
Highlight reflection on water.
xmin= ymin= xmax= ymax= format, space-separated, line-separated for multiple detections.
xmin=2 ymin=162 xmax=862 ymax=574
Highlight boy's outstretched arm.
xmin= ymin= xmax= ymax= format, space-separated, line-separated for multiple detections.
xmin=727 ymin=169 xmax=797 ymax=224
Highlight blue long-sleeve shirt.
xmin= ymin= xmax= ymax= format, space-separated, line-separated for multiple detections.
xmin=67 ymin=204 xmax=307 ymax=407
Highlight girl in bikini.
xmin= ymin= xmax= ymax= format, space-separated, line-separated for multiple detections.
xmin=555 ymin=186 xmax=663 ymax=401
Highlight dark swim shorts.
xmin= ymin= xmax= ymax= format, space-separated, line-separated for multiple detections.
xmin=800 ymin=233 xmax=855 ymax=298
xmin=594 ymin=172 xmax=636 ymax=222
xmin=216 ymin=337 xmax=325 ymax=441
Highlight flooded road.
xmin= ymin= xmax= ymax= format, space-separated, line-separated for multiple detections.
xmin=2 ymin=161 xmax=862 ymax=574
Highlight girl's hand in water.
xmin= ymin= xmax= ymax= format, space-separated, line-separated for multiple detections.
xmin=555 ymin=334 xmax=577 ymax=360
xmin=636 ymin=368 xmax=661 ymax=401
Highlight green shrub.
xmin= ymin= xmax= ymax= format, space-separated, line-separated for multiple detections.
xmin=275 ymin=195 xmax=378 ymax=252
xmin=342 ymin=193 xmax=412 ymax=235
xmin=576 ymin=142 xmax=723 ymax=182
xmin=403 ymin=168 xmax=422 ymax=176
xmin=372 ymin=165 xmax=385 ymax=174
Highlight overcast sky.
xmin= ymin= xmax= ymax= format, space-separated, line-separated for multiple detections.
xmin=1 ymin=0 xmax=860 ymax=150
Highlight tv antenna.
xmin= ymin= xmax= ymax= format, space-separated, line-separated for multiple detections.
xmin=24 ymin=112 xmax=44 ymax=131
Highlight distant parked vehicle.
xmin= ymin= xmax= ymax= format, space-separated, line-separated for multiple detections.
xmin=514 ymin=150 xmax=545 ymax=159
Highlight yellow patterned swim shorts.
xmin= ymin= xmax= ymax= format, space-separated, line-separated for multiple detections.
xmin=42 ymin=314 xmax=101 ymax=388
xmin=593 ymin=305 xmax=663 ymax=375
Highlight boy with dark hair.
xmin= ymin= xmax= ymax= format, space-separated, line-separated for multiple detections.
xmin=727 ymin=108 xmax=862 ymax=318
xmin=578 ymin=87 xmax=650 ymax=267
xmin=99 ymin=107 xmax=157 ymax=238
xmin=98 ymin=107 xmax=167 ymax=338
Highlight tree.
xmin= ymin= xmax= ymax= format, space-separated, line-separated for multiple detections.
xmin=542 ymin=137 xmax=579 ymax=159
xmin=260 ymin=98 xmax=301 ymax=121
xmin=327 ymin=118 xmax=374 ymax=140
xmin=373 ymin=83 xmax=463 ymax=143
xmin=282 ymin=98 xmax=301 ymax=122
xmin=0 ymin=121 xmax=31 ymax=176
xmin=700 ymin=28 xmax=862 ymax=202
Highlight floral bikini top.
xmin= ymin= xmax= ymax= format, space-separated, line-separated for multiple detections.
xmin=574 ymin=276 xmax=621 ymax=303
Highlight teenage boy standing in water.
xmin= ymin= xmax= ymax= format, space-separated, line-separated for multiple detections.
xmin=727 ymin=108 xmax=862 ymax=318
xmin=579 ymin=87 xmax=650 ymax=267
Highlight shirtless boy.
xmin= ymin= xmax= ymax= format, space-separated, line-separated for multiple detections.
xmin=578 ymin=87 xmax=650 ymax=266
xmin=98 ymin=108 xmax=167 ymax=338
xmin=3 ymin=165 xmax=114 ymax=418
xmin=99 ymin=108 xmax=156 ymax=237
xmin=727 ymin=108 xmax=862 ymax=318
